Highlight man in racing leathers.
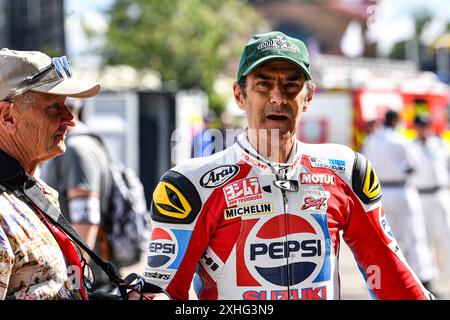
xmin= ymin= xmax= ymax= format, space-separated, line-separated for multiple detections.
xmin=142 ymin=31 xmax=433 ymax=300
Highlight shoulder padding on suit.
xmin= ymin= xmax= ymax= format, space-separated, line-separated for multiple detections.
xmin=151 ymin=170 xmax=202 ymax=224
xmin=352 ymin=152 xmax=382 ymax=204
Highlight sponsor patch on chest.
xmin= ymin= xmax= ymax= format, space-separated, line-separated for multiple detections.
xmin=300 ymin=173 xmax=336 ymax=186
xmin=236 ymin=212 xmax=332 ymax=289
xmin=223 ymin=202 xmax=273 ymax=220
xmin=223 ymin=177 xmax=262 ymax=206
xmin=300 ymin=190 xmax=330 ymax=211
xmin=309 ymin=157 xmax=346 ymax=172
xmin=200 ymin=165 xmax=240 ymax=188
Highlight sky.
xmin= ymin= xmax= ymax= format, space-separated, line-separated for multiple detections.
xmin=65 ymin=0 xmax=450 ymax=67
xmin=367 ymin=0 xmax=450 ymax=54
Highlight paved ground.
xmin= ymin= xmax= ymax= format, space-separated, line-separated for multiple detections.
xmin=338 ymin=240 xmax=450 ymax=300
xmin=121 ymin=240 xmax=450 ymax=300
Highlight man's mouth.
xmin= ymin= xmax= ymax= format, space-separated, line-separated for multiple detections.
xmin=266 ymin=114 xmax=289 ymax=121
xmin=54 ymin=130 xmax=67 ymax=138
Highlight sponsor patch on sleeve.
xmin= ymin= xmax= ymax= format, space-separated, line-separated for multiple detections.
xmin=147 ymin=227 xmax=192 ymax=270
xmin=151 ymin=170 xmax=202 ymax=224
xmin=352 ymin=152 xmax=382 ymax=204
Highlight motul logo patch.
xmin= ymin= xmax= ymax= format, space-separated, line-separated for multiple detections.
xmin=300 ymin=173 xmax=335 ymax=186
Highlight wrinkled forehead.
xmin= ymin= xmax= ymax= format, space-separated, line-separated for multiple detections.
xmin=14 ymin=91 xmax=66 ymax=107
xmin=248 ymin=59 xmax=306 ymax=79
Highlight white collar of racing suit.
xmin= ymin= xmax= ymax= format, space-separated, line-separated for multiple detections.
xmin=235 ymin=131 xmax=303 ymax=177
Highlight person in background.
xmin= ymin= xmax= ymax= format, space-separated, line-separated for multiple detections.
xmin=0 ymin=48 xmax=100 ymax=299
xmin=361 ymin=110 xmax=438 ymax=295
xmin=40 ymin=97 xmax=113 ymax=292
xmin=192 ymin=112 xmax=218 ymax=157
xmin=412 ymin=114 xmax=450 ymax=280
xmin=192 ymin=111 xmax=237 ymax=157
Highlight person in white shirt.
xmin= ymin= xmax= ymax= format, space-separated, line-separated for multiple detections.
xmin=361 ymin=110 xmax=437 ymax=293
xmin=412 ymin=114 xmax=450 ymax=278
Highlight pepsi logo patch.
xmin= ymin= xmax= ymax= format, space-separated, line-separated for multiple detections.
xmin=237 ymin=213 xmax=331 ymax=287
xmin=223 ymin=177 xmax=262 ymax=206
xmin=147 ymin=227 xmax=192 ymax=270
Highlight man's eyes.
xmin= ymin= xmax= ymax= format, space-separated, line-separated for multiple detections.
xmin=285 ymin=82 xmax=299 ymax=88
xmin=256 ymin=81 xmax=301 ymax=88
xmin=46 ymin=104 xmax=61 ymax=112
xmin=256 ymin=81 xmax=270 ymax=87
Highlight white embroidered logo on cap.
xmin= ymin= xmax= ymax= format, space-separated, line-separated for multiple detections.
xmin=257 ymin=36 xmax=300 ymax=53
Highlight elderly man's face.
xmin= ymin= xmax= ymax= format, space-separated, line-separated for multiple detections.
xmin=234 ymin=59 xmax=314 ymax=139
xmin=13 ymin=92 xmax=75 ymax=162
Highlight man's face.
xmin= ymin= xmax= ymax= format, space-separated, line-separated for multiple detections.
xmin=234 ymin=59 xmax=314 ymax=139
xmin=415 ymin=124 xmax=430 ymax=140
xmin=13 ymin=92 xmax=75 ymax=162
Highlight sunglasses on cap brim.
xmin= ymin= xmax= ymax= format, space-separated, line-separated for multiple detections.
xmin=5 ymin=56 xmax=72 ymax=101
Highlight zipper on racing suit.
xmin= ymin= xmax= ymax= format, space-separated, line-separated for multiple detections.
xmin=277 ymin=169 xmax=292 ymax=299
xmin=236 ymin=138 xmax=298 ymax=300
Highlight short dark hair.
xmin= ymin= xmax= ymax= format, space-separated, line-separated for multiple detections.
xmin=238 ymin=76 xmax=247 ymax=99
xmin=384 ymin=110 xmax=399 ymax=127
xmin=414 ymin=114 xmax=430 ymax=127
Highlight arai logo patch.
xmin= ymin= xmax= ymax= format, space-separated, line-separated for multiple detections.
xmin=200 ymin=165 xmax=240 ymax=188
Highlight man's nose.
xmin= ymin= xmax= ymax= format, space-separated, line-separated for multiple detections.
xmin=61 ymin=105 xmax=75 ymax=127
xmin=269 ymin=84 xmax=287 ymax=105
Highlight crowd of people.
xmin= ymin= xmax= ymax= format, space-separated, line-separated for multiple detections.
xmin=361 ymin=110 xmax=450 ymax=298
xmin=1 ymin=31 xmax=450 ymax=301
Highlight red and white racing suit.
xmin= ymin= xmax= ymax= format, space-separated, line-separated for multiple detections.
xmin=145 ymin=134 xmax=433 ymax=300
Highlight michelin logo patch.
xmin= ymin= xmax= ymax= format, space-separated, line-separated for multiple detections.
xmin=309 ymin=157 xmax=346 ymax=172
xmin=224 ymin=203 xmax=273 ymax=220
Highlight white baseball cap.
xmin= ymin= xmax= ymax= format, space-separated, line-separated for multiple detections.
xmin=0 ymin=48 xmax=100 ymax=101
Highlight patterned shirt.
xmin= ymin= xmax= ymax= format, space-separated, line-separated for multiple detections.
xmin=0 ymin=179 xmax=83 ymax=300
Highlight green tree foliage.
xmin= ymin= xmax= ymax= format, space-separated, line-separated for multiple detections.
xmin=101 ymin=0 xmax=265 ymax=113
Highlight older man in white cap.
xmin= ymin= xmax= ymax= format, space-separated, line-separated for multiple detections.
xmin=0 ymin=48 xmax=100 ymax=300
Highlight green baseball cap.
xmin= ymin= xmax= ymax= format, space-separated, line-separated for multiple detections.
xmin=237 ymin=31 xmax=312 ymax=82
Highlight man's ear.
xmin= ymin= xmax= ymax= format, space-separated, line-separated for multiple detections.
xmin=302 ymin=82 xmax=316 ymax=112
xmin=0 ymin=101 xmax=18 ymax=134
xmin=233 ymin=82 xmax=246 ymax=111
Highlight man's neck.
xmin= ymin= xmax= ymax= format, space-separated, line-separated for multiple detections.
xmin=247 ymin=129 xmax=295 ymax=163
xmin=0 ymin=139 xmax=37 ymax=176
